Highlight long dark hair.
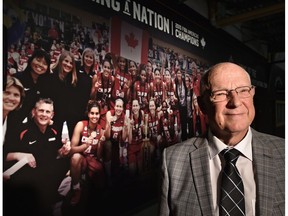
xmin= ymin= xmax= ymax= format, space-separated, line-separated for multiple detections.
xmin=174 ymin=69 xmax=188 ymax=100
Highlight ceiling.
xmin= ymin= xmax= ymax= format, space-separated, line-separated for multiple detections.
xmin=183 ymin=0 xmax=285 ymax=65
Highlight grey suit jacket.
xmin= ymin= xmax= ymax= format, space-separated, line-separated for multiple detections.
xmin=159 ymin=128 xmax=285 ymax=216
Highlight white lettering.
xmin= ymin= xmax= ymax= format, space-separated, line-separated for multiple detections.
xmin=141 ymin=6 xmax=148 ymax=24
xmin=157 ymin=15 xmax=163 ymax=30
xmin=123 ymin=0 xmax=131 ymax=15
xmin=38 ymin=14 xmax=44 ymax=26
xmin=92 ymin=0 xmax=120 ymax=11
xmin=25 ymin=11 xmax=65 ymax=32
xmin=133 ymin=2 xmax=141 ymax=21
xmin=133 ymin=2 xmax=170 ymax=34
xmin=81 ymin=137 xmax=99 ymax=145
xmin=146 ymin=8 xmax=154 ymax=26
xmin=154 ymin=11 xmax=157 ymax=29
xmin=175 ymin=29 xmax=199 ymax=46
xmin=111 ymin=0 xmax=120 ymax=11
xmin=112 ymin=125 xmax=123 ymax=132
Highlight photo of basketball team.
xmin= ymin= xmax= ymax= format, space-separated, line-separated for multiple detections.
xmin=3 ymin=1 xmax=209 ymax=215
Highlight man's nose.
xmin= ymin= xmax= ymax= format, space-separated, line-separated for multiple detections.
xmin=227 ymin=91 xmax=242 ymax=107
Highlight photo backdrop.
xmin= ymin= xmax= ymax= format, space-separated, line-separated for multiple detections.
xmin=4 ymin=0 xmax=274 ymax=215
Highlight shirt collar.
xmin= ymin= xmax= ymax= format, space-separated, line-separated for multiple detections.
xmin=208 ymin=127 xmax=253 ymax=161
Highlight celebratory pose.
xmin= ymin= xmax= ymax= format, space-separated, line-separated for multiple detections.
xmin=163 ymin=68 xmax=177 ymax=107
xmin=150 ymin=68 xmax=165 ymax=111
xmin=69 ymin=100 xmax=106 ymax=205
xmin=146 ymin=99 xmax=162 ymax=162
xmin=104 ymin=98 xmax=128 ymax=182
xmin=159 ymin=100 xmax=179 ymax=148
xmin=112 ymin=56 xmax=131 ymax=108
xmin=145 ymin=60 xmax=154 ymax=84
xmin=128 ymin=99 xmax=145 ymax=176
xmin=91 ymin=58 xmax=114 ymax=128
xmin=133 ymin=67 xmax=150 ymax=113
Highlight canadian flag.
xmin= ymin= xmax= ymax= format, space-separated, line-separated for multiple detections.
xmin=111 ymin=17 xmax=149 ymax=64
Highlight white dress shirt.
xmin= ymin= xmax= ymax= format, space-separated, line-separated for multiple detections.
xmin=3 ymin=116 xmax=8 ymax=144
xmin=208 ymin=127 xmax=256 ymax=216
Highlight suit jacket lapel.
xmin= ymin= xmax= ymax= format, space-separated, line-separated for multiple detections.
xmin=252 ymin=132 xmax=274 ymax=216
xmin=190 ymin=139 xmax=213 ymax=215
xmin=187 ymin=130 xmax=275 ymax=216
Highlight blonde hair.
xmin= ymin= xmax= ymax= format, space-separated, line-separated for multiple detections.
xmin=53 ymin=51 xmax=78 ymax=87
xmin=81 ymin=48 xmax=95 ymax=68
xmin=5 ymin=76 xmax=25 ymax=110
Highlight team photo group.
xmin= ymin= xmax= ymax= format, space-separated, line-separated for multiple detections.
xmin=3 ymin=1 xmax=208 ymax=215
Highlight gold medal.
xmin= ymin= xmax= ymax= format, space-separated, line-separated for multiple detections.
xmin=91 ymin=131 xmax=97 ymax=138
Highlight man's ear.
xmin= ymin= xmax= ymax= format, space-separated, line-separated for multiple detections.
xmin=197 ymin=96 xmax=207 ymax=114
xmin=31 ymin=108 xmax=35 ymax=118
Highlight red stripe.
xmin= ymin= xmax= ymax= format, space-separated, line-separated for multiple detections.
xmin=141 ymin=30 xmax=149 ymax=64
xmin=51 ymin=128 xmax=58 ymax=135
xmin=20 ymin=129 xmax=28 ymax=140
xmin=111 ymin=16 xmax=121 ymax=55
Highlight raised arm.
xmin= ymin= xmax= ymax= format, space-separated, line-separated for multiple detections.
xmin=104 ymin=111 xmax=112 ymax=139
xmin=90 ymin=74 xmax=99 ymax=99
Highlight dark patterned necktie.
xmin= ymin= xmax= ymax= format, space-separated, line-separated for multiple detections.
xmin=219 ymin=148 xmax=245 ymax=216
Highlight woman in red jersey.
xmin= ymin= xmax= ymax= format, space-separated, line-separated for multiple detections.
xmin=69 ymin=100 xmax=106 ymax=205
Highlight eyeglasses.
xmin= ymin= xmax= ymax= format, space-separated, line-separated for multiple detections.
xmin=210 ymin=85 xmax=255 ymax=102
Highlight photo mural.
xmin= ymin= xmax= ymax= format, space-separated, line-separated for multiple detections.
xmin=3 ymin=0 xmax=268 ymax=215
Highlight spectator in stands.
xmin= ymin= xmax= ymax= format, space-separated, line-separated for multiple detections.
xmin=18 ymin=48 xmax=29 ymax=72
xmin=48 ymin=22 xmax=60 ymax=44
xmin=7 ymin=44 xmax=20 ymax=75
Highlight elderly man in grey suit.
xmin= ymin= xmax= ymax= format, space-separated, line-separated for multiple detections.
xmin=159 ymin=62 xmax=285 ymax=216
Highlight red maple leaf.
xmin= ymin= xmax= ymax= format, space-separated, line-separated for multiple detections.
xmin=125 ymin=32 xmax=138 ymax=49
